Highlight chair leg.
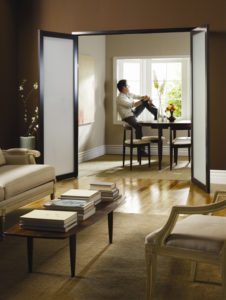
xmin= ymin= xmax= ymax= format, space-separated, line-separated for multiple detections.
xmin=148 ymin=144 xmax=151 ymax=167
xmin=188 ymin=147 xmax=191 ymax=162
xmin=137 ymin=146 xmax=141 ymax=165
xmin=123 ymin=145 xmax=125 ymax=167
xmin=175 ymin=148 xmax=178 ymax=165
xmin=190 ymin=261 xmax=197 ymax=282
xmin=130 ymin=147 xmax=133 ymax=170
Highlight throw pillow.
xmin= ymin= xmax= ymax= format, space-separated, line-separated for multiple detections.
xmin=0 ymin=148 xmax=6 ymax=166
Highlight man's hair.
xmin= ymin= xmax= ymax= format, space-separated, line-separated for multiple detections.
xmin=117 ymin=79 xmax=127 ymax=92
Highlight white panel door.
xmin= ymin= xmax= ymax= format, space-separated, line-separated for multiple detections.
xmin=39 ymin=31 xmax=78 ymax=178
xmin=191 ymin=26 xmax=210 ymax=192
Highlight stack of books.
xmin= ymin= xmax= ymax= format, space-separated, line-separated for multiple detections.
xmin=44 ymin=199 xmax=96 ymax=221
xmin=89 ymin=181 xmax=121 ymax=202
xmin=19 ymin=209 xmax=77 ymax=232
xmin=60 ymin=189 xmax=101 ymax=205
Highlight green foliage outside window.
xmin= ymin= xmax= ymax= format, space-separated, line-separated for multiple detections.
xmin=166 ymin=81 xmax=182 ymax=117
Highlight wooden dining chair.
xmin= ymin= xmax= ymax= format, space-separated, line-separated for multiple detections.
xmin=145 ymin=191 xmax=226 ymax=300
xmin=169 ymin=123 xmax=191 ymax=170
xmin=141 ymin=135 xmax=165 ymax=167
xmin=122 ymin=123 xmax=151 ymax=170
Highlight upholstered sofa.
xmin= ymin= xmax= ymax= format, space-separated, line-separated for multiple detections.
xmin=0 ymin=148 xmax=55 ymax=231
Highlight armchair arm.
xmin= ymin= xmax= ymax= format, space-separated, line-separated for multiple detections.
xmin=3 ymin=148 xmax=41 ymax=165
xmin=156 ymin=193 xmax=226 ymax=247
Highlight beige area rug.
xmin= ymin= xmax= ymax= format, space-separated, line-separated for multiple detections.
xmin=79 ymin=154 xmax=191 ymax=181
xmin=0 ymin=212 xmax=222 ymax=300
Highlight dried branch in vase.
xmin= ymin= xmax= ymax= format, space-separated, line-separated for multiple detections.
xmin=19 ymin=79 xmax=39 ymax=136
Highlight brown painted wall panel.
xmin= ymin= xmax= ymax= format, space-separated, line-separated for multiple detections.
xmin=0 ymin=0 xmax=17 ymax=148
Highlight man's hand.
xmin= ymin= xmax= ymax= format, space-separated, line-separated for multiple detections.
xmin=142 ymin=95 xmax=150 ymax=101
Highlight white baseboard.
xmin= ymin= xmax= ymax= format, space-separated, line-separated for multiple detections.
xmin=210 ymin=170 xmax=226 ymax=185
xmin=105 ymin=145 xmax=189 ymax=156
xmin=79 ymin=145 xmax=226 ymax=185
xmin=78 ymin=145 xmax=106 ymax=163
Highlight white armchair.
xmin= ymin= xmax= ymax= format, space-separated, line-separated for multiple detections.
xmin=145 ymin=191 xmax=226 ymax=300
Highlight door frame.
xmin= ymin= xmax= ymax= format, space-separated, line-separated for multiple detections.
xmin=190 ymin=26 xmax=210 ymax=192
xmin=38 ymin=30 xmax=78 ymax=180
xmin=38 ymin=26 xmax=210 ymax=191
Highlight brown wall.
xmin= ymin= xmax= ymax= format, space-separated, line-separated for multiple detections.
xmin=0 ymin=0 xmax=18 ymax=148
xmin=13 ymin=0 xmax=226 ymax=168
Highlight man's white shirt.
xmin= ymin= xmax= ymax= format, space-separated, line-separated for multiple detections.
xmin=116 ymin=92 xmax=142 ymax=120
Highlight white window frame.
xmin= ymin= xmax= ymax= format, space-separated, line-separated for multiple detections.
xmin=113 ymin=56 xmax=190 ymax=125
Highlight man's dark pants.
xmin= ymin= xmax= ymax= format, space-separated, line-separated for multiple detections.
xmin=123 ymin=102 xmax=158 ymax=139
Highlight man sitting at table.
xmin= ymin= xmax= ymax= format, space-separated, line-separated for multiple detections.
xmin=116 ymin=79 xmax=158 ymax=140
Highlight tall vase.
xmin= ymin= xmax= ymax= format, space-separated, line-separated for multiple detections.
xmin=157 ymin=100 xmax=164 ymax=122
xmin=20 ymin=136 xmax=36 ymax=149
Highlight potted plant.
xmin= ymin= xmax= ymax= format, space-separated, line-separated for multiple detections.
xmin=19 ymin=79 xmax=39 ymax=149
xmin=165 ymin=103 xmax=177 ymax=122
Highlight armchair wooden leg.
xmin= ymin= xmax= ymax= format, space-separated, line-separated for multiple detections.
xmin=190 ymin=261 xmax=197 ymax=282
xmin=146 ymin=248 xmax=157 ymax=300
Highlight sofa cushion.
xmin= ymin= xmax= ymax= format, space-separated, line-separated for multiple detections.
xmin=0 ymin=164 xmax=55 ymax=199
xmin=0 ymin=148 xmax=6 ymax=166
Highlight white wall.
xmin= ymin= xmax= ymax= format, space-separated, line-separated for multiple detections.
xmin=78 ymin=35 xmax=106 ymax=161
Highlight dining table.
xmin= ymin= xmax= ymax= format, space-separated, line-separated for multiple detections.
xmin=139 ymin=119 xmax=192 ymax=170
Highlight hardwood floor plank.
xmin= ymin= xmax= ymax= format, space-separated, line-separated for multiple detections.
xmin=26 ymin=155 xmax=217 ymax=216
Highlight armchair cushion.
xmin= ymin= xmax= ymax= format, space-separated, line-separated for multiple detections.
xmin=0 ymin=149 xmax=6 ymax=166
xmin=146 ymin=214 xmax=226 ymax=254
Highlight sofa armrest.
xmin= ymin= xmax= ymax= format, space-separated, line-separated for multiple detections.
xmin=3 ymin=148 xmax=41 ymax=165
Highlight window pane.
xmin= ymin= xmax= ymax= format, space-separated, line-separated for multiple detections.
xmin=123 ymin=62 xmax=140 ymax=80
xmin=151 ymin=61 xmax=182 ymax=117
xmin=114 ymin=57 xmax=189 ymax=124
xmin=166 ymin=63 xmax=181 ymax=80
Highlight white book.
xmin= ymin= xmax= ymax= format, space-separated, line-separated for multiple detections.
xmin=20 ymin=221 xmax=78 ymax=232
xmin=61 ymin=189 xmax=101 ymax=205
xmin=90 ymin=182 xmax=116 ymax=191
xmin=78 ymin=207 xmax=96 ymax=221
xmin=44 ymin=199 xmax=94 ymax=211
xmin=102 ymin=194 xmax=122 ymax=202
xmin=61 ymin=189 xmax=100 ymax=198
xmin=20 ymin=217 xmax=77 ymax=228
xmin=20 ymin=209 xmax=77 ymax=225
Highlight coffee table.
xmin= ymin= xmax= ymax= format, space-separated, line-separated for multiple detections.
xmin=4 ymin=197 xmax=125 ymax=277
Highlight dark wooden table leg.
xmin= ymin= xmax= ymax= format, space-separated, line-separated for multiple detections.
xmin=69 ymin=234 xmax=76 ymax=277
xmin=108 ymin=211 xmax=113 ymax=244
xmin=158 ymin=128 xmax=163 ymax=170
xmin=27 ymin=237 xmax=33 ymax=273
